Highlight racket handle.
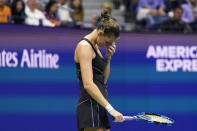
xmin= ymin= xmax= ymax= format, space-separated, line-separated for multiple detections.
xmin=123 ymin=116 xmax=136 ymax=121
xmin=112 ymin=116 xmax=136 ymax=121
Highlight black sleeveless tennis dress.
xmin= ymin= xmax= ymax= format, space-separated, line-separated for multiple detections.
xmin=75 ymin=38 xmax=110 ymax=130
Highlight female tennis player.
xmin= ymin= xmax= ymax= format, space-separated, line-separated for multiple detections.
xmin=74 ymin=10 xmax=125 ymax=131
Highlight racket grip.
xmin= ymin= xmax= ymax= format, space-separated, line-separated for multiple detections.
xmin=123 ymin=116 xmax=136 ymax=121
xmin=112 ymin=116 xmax=136 ymax=121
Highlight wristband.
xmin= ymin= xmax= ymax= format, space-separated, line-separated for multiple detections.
xmin=105 ymin=104 xmax=114 ymax=112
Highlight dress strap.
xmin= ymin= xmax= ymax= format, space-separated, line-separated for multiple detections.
xmin=81 ymin=38 xmax=98 ymax=55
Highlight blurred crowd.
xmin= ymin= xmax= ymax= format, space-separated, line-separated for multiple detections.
xmin=127 ymin=0 xmax=197 ymax=33
xmin=0 ymin=0 xmax=197 ymax=33
xmin=0 ymin=0 xmax=83 ymax=27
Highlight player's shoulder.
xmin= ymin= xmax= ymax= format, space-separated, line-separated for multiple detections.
xmin=76 ymin=39 xmax=94 ymax=59
xmin=77 ymin=39 xmax=92 ymax=50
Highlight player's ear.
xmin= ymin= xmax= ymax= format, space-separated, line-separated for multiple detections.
xmin=98 ymin=30 xmax=104 ymax=36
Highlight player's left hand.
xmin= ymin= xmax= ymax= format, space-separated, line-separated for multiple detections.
xmin=105 ymin=43 xmax=116 ymax=59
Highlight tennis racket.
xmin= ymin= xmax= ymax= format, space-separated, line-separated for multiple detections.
xmin=113 ymin=112 xmax=174 ymax=126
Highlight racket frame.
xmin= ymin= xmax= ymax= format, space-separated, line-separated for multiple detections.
xmin=124 ymin=112 xmax=175 ymax=126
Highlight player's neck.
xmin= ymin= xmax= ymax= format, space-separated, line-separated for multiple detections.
xmin=85 ymin=29 xmax=98 ymax=46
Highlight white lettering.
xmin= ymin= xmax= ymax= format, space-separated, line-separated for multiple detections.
xmin=21 ymin=49 xmax=31 ymax=68
xmin=20 ymin=49 xmax=59 ymax=69
xmin=168 ymin=46 xmax=176 ymax=58
xmin=156 ymin=59 xmax=166 ymax=72
xmin=173 ymin=59 xmax=182 ymax=71
xmin=0 ymin=50 xmax=18 ymax=68
xmin=183 ymin=59 xmax=192 ymax=72
xmin=156 ymin=46 xmax=168 ymax=58
xmin=177 ymin=46 xmax=185 ymax=58
xmin=192 ymin=59 xmax=197 ymax=71
xmin=146 ymin=45 xmax=157 ymax=58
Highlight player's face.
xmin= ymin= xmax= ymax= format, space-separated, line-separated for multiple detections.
xmin=97 ymin=34 xmax=116 ymax=47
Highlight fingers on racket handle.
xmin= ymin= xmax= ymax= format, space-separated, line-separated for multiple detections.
xmin=123 ymin=116 xmax=136 ymax=121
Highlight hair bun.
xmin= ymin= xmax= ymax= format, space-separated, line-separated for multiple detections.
xmin=101 ymin=9 xmax=110 ymax=19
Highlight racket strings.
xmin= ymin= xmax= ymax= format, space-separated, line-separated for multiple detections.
xmin=139 ymin=114 xmax=173 ymax=123
xmin=138 ymin=115 xmax=151 ymax=120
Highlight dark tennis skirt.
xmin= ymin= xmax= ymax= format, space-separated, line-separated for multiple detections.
xmin=77 ymin=98 xmax=110 ymax=131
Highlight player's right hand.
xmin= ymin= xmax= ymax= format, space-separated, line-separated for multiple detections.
xmin=109 ymin=109 xmax=125 ymax=122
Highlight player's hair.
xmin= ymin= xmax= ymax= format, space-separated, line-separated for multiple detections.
xmin=101 ymin=1 xmax=113 ymax=14
xmin=96 ymin=10 xmax=120 ymax=38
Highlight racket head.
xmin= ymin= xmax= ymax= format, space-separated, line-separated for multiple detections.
xmin=136 ymin=112 xmax=175 ymax=126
